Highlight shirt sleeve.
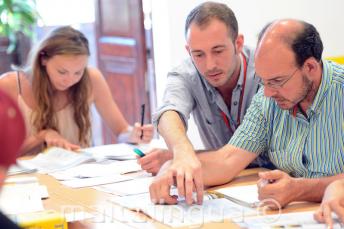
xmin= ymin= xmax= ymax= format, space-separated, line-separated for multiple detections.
xmin=228 ymin=89 xmax=268 ymax=154
xmin=152 ymin=70 xmax=195 ymax=130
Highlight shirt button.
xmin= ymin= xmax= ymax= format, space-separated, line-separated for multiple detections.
xmin=233 ymin=101 xmax=238 ymax=106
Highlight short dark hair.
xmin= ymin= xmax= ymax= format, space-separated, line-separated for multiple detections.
xmin=185 ymin=1 xmax=238 ymax=41
xmin=292 ymin=22 xmax=323 ymax=66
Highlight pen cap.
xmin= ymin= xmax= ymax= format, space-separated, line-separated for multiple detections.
xmin=0 ymin=89 xmax=26 ymax=168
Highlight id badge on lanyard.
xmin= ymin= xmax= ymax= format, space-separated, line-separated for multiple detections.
xmin=221 ymin=52 xmax=247 ymax=133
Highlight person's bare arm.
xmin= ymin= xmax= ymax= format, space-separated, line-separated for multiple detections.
xmin=90 ymin=67 xmax=153 ymax=143
xmin=157 ymin=110 xmax=203 ymax=204
xmin=199 ymin=144 xmax=258 ymax=186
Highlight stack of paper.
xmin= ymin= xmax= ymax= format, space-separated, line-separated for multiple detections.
xmin=0 ymin=177 xmax=47 ymax=215
xmin=111 ymin=192 xmax=256 ymax=228
xmin=17 ymin=147 xmax=94 ymax=174
xmin=82 ymin=143 xmax=140 ymax=160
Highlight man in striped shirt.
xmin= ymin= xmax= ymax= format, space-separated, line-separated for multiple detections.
xmin=149 ymin=19 xmax=344 ymax=208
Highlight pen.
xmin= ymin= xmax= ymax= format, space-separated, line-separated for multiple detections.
xmin=133 ymin=148 xmax=145 ymax=157
xmin=140 ymin=104 xmax=145 ymax=139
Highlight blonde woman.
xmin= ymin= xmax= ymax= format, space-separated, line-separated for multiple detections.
xmin=0 ymin=26 xmax=154 ymax=151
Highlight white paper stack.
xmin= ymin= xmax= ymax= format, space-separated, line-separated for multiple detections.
xmin=0 ymin=177 xmax=47 ymax=215
xmin=111 ymin=192 xmax=256 ymax=228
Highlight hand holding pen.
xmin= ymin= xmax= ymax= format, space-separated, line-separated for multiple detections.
xmin=128 ymin=104 xmax=154 ymax=144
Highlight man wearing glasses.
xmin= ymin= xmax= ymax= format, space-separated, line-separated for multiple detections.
xmin=150 ymin=19 xmax=344 ymax=209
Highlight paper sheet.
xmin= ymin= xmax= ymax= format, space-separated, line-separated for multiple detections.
xmin=50 ymin=160 xmax=141 ymax=181
xmin=240 ymin=211 xmax=342 ymax=229
xmin=61 ymin=174 xmax=131 ymax=188
xmin=94 ymin=177 xmax=154 ymax=196
xmin=216 ymin=184 xmax=259 ymax=207
xmin=111 ymin=192 xmax=256 ymax=228
xmin=17 ymin=147 xmax=94 ymax=174
xmin=82 ymin=143 xmax=139 ymax=160
xmin=0 ymin=183 xmax=44 ymax=215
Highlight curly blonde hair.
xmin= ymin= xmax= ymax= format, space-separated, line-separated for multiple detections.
xmin=28 ymin=26 xmax=91 ymax=146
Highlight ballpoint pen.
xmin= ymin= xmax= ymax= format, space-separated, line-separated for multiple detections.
xmin=140 ymin=104 xmax=145 ymax=139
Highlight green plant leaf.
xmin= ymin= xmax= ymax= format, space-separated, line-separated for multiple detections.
xmin=0 ymin=0 xmax=40 ymax=53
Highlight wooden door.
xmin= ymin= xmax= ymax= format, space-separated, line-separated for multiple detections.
xmin=95 ymin=0 xmax=149 ymax=144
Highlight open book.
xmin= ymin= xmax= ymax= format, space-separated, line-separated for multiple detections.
xmin=17 ymin=143 xmax=146 ymax=174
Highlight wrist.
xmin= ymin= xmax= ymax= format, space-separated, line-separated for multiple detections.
xmin=294 ymin=177 xmax=322 ymax=202
xmin=117 ymin=125 xmax=134 ymax=143
xmin=172 ymin=142 xmax=194 ymax=159
xmin=37 ymin=129 xmax=49 ymax=141
xmin=164 ymin=150 xmax=173 ymax=161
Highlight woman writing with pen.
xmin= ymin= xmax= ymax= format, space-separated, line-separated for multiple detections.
xmin=0 ymin=26 xmax=154 ymax=152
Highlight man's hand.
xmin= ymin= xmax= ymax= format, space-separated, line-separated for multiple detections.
xmin=172 ymin=153 xmax=203 ymax=205
xmin=137 ymin=148 xmax=173 ymax=175
xmin=149 ymin=160 xmax=178 ymax=205
xmin=257 ymin=170 xmax=300 ymax=209
xmin=149 ymin=153 xmax=204 ymax=205
xmin=314 ymin=180 xmax=344 ymax=229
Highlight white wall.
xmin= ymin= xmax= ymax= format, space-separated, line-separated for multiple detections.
xmin=151 ymin=0 xmax=344 ymax=147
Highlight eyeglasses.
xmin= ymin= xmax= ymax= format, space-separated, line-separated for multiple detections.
xmin=259 ymin=68 xmax=300 ymax=89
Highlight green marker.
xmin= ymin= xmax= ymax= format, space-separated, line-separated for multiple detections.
xmin=133 ymin=148 xmax=145 ymax=157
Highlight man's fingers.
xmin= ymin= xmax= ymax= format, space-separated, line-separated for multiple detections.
xmin=193 ymin=169 xmax=204 ymax=205
xmin=258 ymin=170 xmax=283 ymax=180
xmin=330 ymin=201 xmax=344 ymax=224
xmin=185 ymin=172 xmax=194 ymax=205
xmin=149 ymin=174 xmax=177 ymax=205
xmin=176 ymin=169 xmax=185 ymax=198
xmin=323 ymin=204 xmax=334 ymax=229
xmin=313 ymin=208 xmax=325 ymax=223
xmin=149 ymin=182 xmax=158 ymax=204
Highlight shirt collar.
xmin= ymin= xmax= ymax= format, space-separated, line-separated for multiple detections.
xmin=309 ymin=60 xmax=332 ymax=114
xmin=291 ymin=60 xmax=332 ymax=117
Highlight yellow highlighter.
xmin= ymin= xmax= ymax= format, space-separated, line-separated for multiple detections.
xmin=12 ymin=210 xmax=67 ymax=229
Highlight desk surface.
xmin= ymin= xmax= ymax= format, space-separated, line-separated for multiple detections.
xmin=19 ymin=168 xmax=319 ymax=229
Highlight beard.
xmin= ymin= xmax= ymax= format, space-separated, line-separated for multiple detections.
xmin=273 ymin=74 xmax=313 ymax=110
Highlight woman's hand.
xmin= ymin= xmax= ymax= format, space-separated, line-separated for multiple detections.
xmin=43 ymin=129 xmax=80 ymax=151
xmin=129 ymin=122 xmax=154 ymax=144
